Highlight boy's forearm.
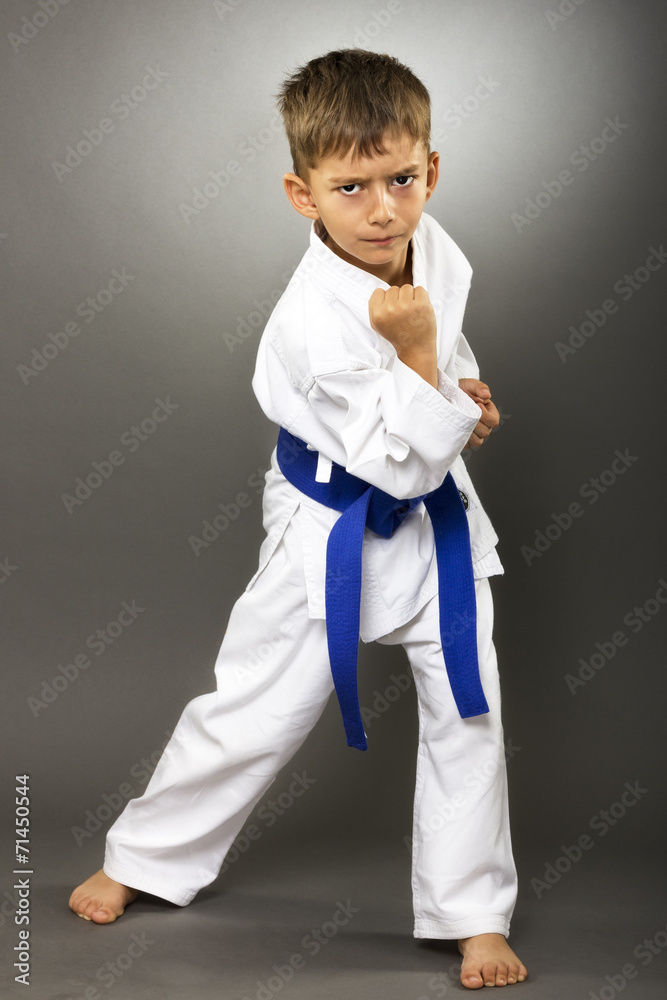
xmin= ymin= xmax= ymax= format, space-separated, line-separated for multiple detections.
xmin=397 ymin=347 xmax=439 ymax=389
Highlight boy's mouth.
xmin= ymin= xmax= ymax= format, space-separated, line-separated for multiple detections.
xmin=362 ymin=234 xmax=400 ymax=245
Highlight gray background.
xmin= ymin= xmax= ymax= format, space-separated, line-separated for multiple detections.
xmin=1 ymin=0 xmax=666 ymax=997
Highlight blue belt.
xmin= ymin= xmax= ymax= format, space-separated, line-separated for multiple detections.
xmin=276 ymin=428 xmax=489 ymax=750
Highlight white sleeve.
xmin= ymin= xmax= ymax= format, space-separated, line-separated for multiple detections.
xmin=453 ymin=331 xmax=481 ymax=382
xmin=304 ymin=356 xmax=481 ymax=499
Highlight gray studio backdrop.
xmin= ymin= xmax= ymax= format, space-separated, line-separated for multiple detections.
xmin=2 ymin=0 xmax=666 ymax=988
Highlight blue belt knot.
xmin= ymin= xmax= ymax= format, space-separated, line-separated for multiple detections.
xmin=276 ymin=428 xmax=489 ymax=750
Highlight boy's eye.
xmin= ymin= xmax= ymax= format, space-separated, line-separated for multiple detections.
xmin=338 ymin=176 xmax=415 ymax=195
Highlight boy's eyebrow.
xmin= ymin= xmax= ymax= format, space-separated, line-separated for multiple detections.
xmin=327 ymin=163 xmax=421 ymax=184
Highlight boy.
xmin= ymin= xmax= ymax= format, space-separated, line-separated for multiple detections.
xmin=70 ymin=49 xmax=527 ymax=990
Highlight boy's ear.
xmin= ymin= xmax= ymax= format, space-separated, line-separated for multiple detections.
xmin=424 ymin=150 xmax=440 ymax=203
xmin=283 ymin=172 xmax=320 ymax=220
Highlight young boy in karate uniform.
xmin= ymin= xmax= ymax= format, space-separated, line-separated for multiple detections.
xmin=70 ymin=48 xmax=528 ymax=990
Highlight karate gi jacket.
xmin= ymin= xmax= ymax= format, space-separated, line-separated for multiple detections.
xmin=251 ymin=212 xmax=503 ymax=643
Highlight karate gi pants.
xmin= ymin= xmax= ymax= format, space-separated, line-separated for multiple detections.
xmin=104 ymin=516 xmax=518 ymax=939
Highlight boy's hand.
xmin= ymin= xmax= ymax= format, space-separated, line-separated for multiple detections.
xmin=369 ymin=285 xmax=437 ymax=351
xmin=369 ymin=285 xmax=438 ymax=387
xmin=459 ymin=378 xmax=499 ymax=449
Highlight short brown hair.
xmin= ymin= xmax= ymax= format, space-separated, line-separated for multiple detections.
xmin=277 ymin=48 xmax=431 ymax=180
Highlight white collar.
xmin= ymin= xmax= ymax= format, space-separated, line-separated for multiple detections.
xmin=307 ymin=217 xmax=429 ymax=307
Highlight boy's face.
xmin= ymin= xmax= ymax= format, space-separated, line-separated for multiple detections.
xmin=283 ymin=133 xmax=439 ymax=286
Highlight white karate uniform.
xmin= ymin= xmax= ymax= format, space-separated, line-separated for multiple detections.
xmin=104 ymin=213 xmax=518 ymax=939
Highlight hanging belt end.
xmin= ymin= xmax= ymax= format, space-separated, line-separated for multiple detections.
xmin=459 ymin=695 xmax=490 ymax=719
xmin=346 ymin=734 xmax=368 ymax=751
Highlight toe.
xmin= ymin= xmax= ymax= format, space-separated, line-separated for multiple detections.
xmin=505 ymin=961 xmax=520 ymax=984
xmin=70 ymin=894 xmax=90 ymax=918
xmin=495 ymin=961 xmax=509 ymax=986
xmin=460 ymin=959 xmax=485 ymax=990
xmin=90 ymin=905 xmax=120 ymax=924
xmin=68 ymin=891 xmax=82 ymax=914
xmin=481 ymin=959 xmax=502 ymax=986
xmin=73 ymin=896 xmax=116 ymax=923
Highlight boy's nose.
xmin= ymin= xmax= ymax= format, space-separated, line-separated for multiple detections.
xmin=367 ymin=189 xmax=396 ymax=224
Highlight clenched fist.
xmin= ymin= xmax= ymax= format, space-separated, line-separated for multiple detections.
xmin=368 ymin=284 xmax=437 ymax=353
xmin=459 ymin=378 xmax=500 ymax=449
xmin=369 ymin=285 xmax=438 ymax=387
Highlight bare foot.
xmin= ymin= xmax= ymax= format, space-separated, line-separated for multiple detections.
xmin=458 ymin=933 xmax=528 ymax=988
xmin=69 ymin=869 xmax=138 ymax=924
